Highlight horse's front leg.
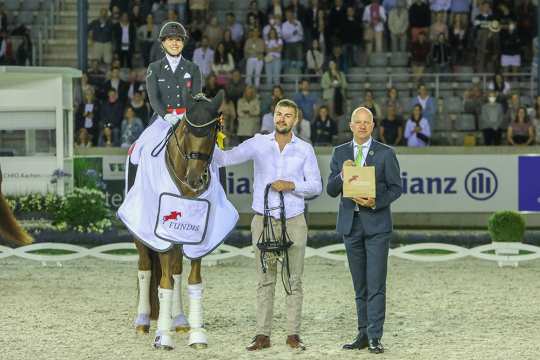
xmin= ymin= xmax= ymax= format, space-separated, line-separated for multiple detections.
xmin=134 ymin=240 xmax=152 ymax=334
xmin=171 ymin=245 xmax=189 ymax=333
xmin=187 ymin=258 xmax=207 ymax=349
xmin=153 ymin=248 xmax=176 ymax=350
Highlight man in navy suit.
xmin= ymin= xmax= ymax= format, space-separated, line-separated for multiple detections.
xmin=327 ymin=107 xmax=402 ymax=354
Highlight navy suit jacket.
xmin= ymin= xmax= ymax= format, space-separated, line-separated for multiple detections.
xmin=326 ymin=139 xmax=402 ymax=236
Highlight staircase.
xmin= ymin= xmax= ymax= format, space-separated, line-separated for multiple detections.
xmin=42 ymin=0 xmax=108 ymax=67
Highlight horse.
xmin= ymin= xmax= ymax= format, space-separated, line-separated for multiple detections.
xmin=0 ymin=165 xmax=34 ymax=247
xmin=122 ymin=90 xmax=227 ymax=350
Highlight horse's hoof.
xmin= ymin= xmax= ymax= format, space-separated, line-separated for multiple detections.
xmin=153 ymin=334 xmax=174 ymax=350
xmin=175 ymin=326 xmax=190 ymax=333
xmin=135 ymin=325 xmax=150 ymax=334
xmin=190 ymin=343 xmax=208 ymax=350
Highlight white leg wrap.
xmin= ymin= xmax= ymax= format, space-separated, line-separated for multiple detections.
xmin=172 ymin=274 xmax=189 ymax=329
xmin=188 ymin=283 xmax=207 ymax=346
xmin=154 ymin=287 xmax=174 ymax=349
xmin=137 ymin=270 xmax=151 ymax=317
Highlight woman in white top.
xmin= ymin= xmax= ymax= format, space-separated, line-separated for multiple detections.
xmin=306 ymin=39 xmax=324 ymax=77
xmin=212 ymin=42 xmax=235 ymax=86
xmin=404 ymin=104 xmax=431 ymax=147
xmin=264 ymin=27 xmax=283 ymax=86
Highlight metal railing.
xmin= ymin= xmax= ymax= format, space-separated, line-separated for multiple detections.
xmin=35 ymin=0 xmax=62 ymax=66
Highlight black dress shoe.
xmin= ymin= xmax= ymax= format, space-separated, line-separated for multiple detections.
xmin=342 ymin=334 xmax=368 ymax=350
xmin=368 ymin=338 xmax=384 ymax=354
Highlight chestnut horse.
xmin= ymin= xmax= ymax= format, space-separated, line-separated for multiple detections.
xmin=126 ymin=91 xmax=225 ymax=350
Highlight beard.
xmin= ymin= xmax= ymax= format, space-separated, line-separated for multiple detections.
xmin=275 ymin=125 xmax=292 ymax=134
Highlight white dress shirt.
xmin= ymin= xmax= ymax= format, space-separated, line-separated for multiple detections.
xmin=192 ymin=47 xmax=215 ymax=77
xmin=166 ymin=54 xmax=182 ymax=73
xmin=281 ymin=20 xmax=304 ymax=43
xmin=213 ymin=132 xmax=322 ymax=219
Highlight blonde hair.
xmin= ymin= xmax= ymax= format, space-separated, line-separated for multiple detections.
xmin=275 ymin=99 xmax=299 ymax=118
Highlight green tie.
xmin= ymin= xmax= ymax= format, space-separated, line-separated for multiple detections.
xmin=355 ymin=146 xmax=363 ymax=166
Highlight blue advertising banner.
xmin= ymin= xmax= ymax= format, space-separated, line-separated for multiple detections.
xmin=518 ymin=156 xmax=540 ymax=212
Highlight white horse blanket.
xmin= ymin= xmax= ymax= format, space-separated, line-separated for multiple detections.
xmin=117 ymin=118 xmax=239 ymax=259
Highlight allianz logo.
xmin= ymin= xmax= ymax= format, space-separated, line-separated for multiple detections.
xmin=401 ymin=167 xmax=498 ymax=201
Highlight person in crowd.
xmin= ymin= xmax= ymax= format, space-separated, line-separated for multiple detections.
xmin=99 ymin=88 xmax=124 ymax=145
xmin=306 ymin=38 xmax=324 ymax=77
xmin=380 ymin=104 xmax=404 ymax=146
xmin=244 ymin=27 xmax=265 ymax=87
xmin=281 ymin=8 xmax=304 ymax=70
xmin=311 ymin=105 xmax=337 ymax=145
xmin=321 ymin=60 xmax=348 ymax=118
xmin=388 ymin=0 xmax=409 ymax=53
xmin=429 ymin=11 xmax=448 ymax=41
xmin=342 ymin=6 xmax=362 ymax=68
xmin=75 ymin=128 xmax=93 ymax=148
xmin=204 ymin=15 xmax=224 ymax=49
xmin=500 ymin=21 xmax=522 ymax=76
xmin=189 ymin=0 xmax=209 ymax=24
xmin=212 ymin=42 xmax=235 ymax=87
xmin=130 ymin=90 xmax=150 ymax=127
xmin=404 ymin=104 xmax=431 ymax=147
xmin=409 ymin=0 xmax=431 ymax=42
xmin=104 ymin=67 xmax=129 ymax=104
xmin=112 ymin=12 xmax=136 ymax=68
xmin=120 ymin=106 xmax=144 ymax=148
xmin=410 ymin=84 xmax=436 ymax=130
xmin=360 ymin=90 xmax=383 ymax=124
xmin=137 ymin=14 xmax=159 ymax=67
xmin=480 ymin=90 xmax=504 ymax=145
xmin=293 ymin=79 xmax=318 ymax=123
xmin=294 ymin=109 xmax=312 ymax=143
xmin=203 ymin=73 xmax=221 ymax=98
xmin=261 ymin=85 xmax=285 ymax=115
xmin=430 ymin=33 xmax=451 ymax=73
xmin=264 ymin=27 xmax=283 ymax=86
xmin=385 ymin=87 xmax=404 ymax=117
xmin=88 ymin=8 xmax=114 ymax=66
xmin=236 ymin=85 xmax=261 ymax=141
xmin=449 ymin=13 xmax=468 ymax=65
xmin=363 ymin=0 xmax=387 ymax=54
xmin=219 ymin=92 xmax=238 ymax=146
xmin=193 ymin=36 xmax=215 ymax=80
xmin=263 ymin=13 xmax=283 ymax=41
xmin=260 ymin=103 xmax=276 ymax=134
xmin=410 ymin=31 xmax=431 ymax=81
xmin=76 ymin=89 xmax=101 ymax=145
xmin=226 ymin=69 xmax=246 ymax=107
xmin=507 ymin=106 xmax=534 ymax=145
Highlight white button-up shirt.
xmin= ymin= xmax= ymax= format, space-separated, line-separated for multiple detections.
xmin=213 ymin=132 xmax=322 ymax=219
xmin=281 ymin=20 xmax=304 ymax=44
xmin=192 ymin=47 xmax=214 ymax=77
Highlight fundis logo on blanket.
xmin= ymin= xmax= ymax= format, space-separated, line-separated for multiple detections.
xmin=162 ymin=210 xmax=201 ymax=232
xmin=163 ymin=211 xmax=182 ymax=222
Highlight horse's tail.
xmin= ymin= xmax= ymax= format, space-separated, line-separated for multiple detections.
xmin=149 ymin=249 xmax=161 ymax=320
xmin=0 ymin=193 xmax=33 ymax=247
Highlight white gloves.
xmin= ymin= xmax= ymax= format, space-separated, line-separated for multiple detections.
xmin=164 ymin=113 xmax=181 ymax=126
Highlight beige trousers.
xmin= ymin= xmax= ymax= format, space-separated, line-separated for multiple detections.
xmin=251 ymin=213 xmax=307 ymax=336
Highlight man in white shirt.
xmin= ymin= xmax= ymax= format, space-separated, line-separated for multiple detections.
xmin=214 ymin=99 xmax=322 ymax=352
xmin=192 ymin=36 xmax=214 ymax=80
xmin=281 ymin=9 xmax=304 ymax=70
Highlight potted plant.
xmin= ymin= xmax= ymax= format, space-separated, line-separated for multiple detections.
xmin=488 ymin=210 xmax=526 ymax=267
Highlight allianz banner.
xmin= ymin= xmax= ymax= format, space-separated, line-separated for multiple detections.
xmin=73 ymin=154 xmax=540 ymax=213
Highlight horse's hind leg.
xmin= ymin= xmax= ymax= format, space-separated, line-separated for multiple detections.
xmin=134 ymin=240 xmax=152 ymax=334
xmin=187 ymin=259 xmax=207 ymax=349
xmin=153 ymin=249 xmax=175 ymax=350
xmin=171 ymin=245 xmax=189 ymax=333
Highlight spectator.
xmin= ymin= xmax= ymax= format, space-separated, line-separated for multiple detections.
xmin=100 ymin=88 xmax=124 ymax=144
xmin=303 ymin=0 xmax=323 ymax=46
xmin=404 ymin=104 xmax=431 ymax=147
xmin=189 ymin=0 xmax=209 ymax=24
xmin=75 ymin=128 xmax=93 ymax=148
xmin=226 ymin=69 xmax=246 ymax=106
xmin=328 ymin=44 xmax=348 ymax=72
xmin=263 ymin=13 xmax=283 ymax=41
xmin=151 ymin=0 xmax=168 ymax=25
xmin=131 ymin=90 xmax=150 ymax=127
xmin=193 ymin=36 xmax=215 ymax=80
xmin=430 ymin=33 xmax=451 ymax=73
xmin=342 ymin=6 xmax=362 ymax=67
xmin=504 ymin=93 xmax=521 ymax=130
xmin=289 ymin=0 xmax=308 ymax=26
xmin=388 ymin=0 xmax=409 ymax=53
xmin=110 ymin=5 xmax=121 ymax=24
xmin=247 ymin=0 xmax=266 ymax=28
xmin=410 ymin=84 xmax=437 ymax=129
xmin=219 ymin=93 xmax=237 ymax=146
xmin=203 ymin=74 xmax=221 ymax=98
xmin=487 ymin=72 xmax=511 ymax=98
xmin=99 ymin=125 xmax=115 ymax=147
xmin=516 ymin=0 xmax=536 ymax=62
xmin=120 ymin=106 xmax=144 ymax=148
xmin=475 ymin=5 xmax=499 ymax=72
xmin=126 ymin=69 xmax=143 ymax=101
xmin=14 ymin=28 xmax=32 ymax=66
xmin=87 ymin=59 xmax=106 ymax=91
xmin=212 ymin=42 xmax=235 ymax=87
xmin=236 ymin=86 xmax=261 ymax=141
xmin=464 ymin=82 xmax=484 ymax=122
xmin=168 ymin=0 xmax=187 ymax=24
xmin=261 ymin=85 xmax=284 ymax=115
xmin=137 ymin=14 xmax=159 ymax=67
xmin=507 ymin=106 xmax=534 ymax=145
xmin=449 ymin=12 xmax=468 ymax=65
xmin=360 ymin=90 xmax=383 ymax=123
xmin=293 ymin=79 xmax=318 ymax=122
xmin=244 ymin=28 xmax=265 ymax=87
xmin=385 ymin=87 xmax=405 ymax=117
xmin=246 ymin=13 xmax=261 ymax=32
xmin=264 ymin=27 xmax=283 ymax=86
xmin=267 ymin=0 xmax=285 ymax=22
xmin=293 ymin=109 xmax=312 ymax=143
xmin=429 ymin=11 xmax=448 ymax=41
xmin=500 ymin=21 xmax=521 ymax=75
xmin=222 ymin=29 xmax=239 ymax=62
xmin=281 ymin=8 xmax=304 ymax=70
xmin=104 ymin=67 xmax=128 ymax=104
xmin=363 ymin=0 xmax=387 ymax=54
xmin=261 ymin=103 xmax=276 ymax=134
xmin=205 ymin=16 xmax=224 ymax=50
xmin=480 ymin=90 xmax=504 ymax=145
xmin=409 ymin=0 xmax=431 ymax=43
xmin=130 ymin=4 xmax=144 ymax=28
xmin=410 ymin=31 xmax=431 ymax=81
xmin=88 ymin=8 xmax=114 ymax=65
xmin=326 ymin=0 xmax=347 ymax=51
xmin=321 ymin=60 xmax=347 ymax=117
xmin=306 ymin=38 xmax=324 ymax=77
xmin=76 ymin=89 xmax=100 ymax=145
xmin=311 ymin=105 xmax=337 ymax=145
xmin=380 ymin=104 xmax=404 ymax=146
xmin=112 ymin=12 xmax=136 ymax=68
xmin=226 ymin=13 xmax=244 ymax=45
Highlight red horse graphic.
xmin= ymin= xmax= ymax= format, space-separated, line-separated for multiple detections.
xmin=163 ymin=211 xmax=182 ymax=222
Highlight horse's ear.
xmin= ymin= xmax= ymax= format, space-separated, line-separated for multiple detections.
xmin=210 ymin=90 xmax=225 ymax=114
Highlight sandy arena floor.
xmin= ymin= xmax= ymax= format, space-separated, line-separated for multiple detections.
xmin=1 ymin=256 xmax=540 ymax=360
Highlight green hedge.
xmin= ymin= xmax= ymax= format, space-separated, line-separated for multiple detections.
xmin=488 ymin=211 xmax=526 ymax=242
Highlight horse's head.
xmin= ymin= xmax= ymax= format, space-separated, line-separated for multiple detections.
xmin=172 ymin=90 xmax=224 ymax=193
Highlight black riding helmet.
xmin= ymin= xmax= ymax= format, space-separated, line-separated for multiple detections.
xmin=159 ymin=21 xmax=188 ymax=42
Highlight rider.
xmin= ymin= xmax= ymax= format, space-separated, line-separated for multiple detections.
xmin=146 ymin=21 xmax=203 ymax=127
